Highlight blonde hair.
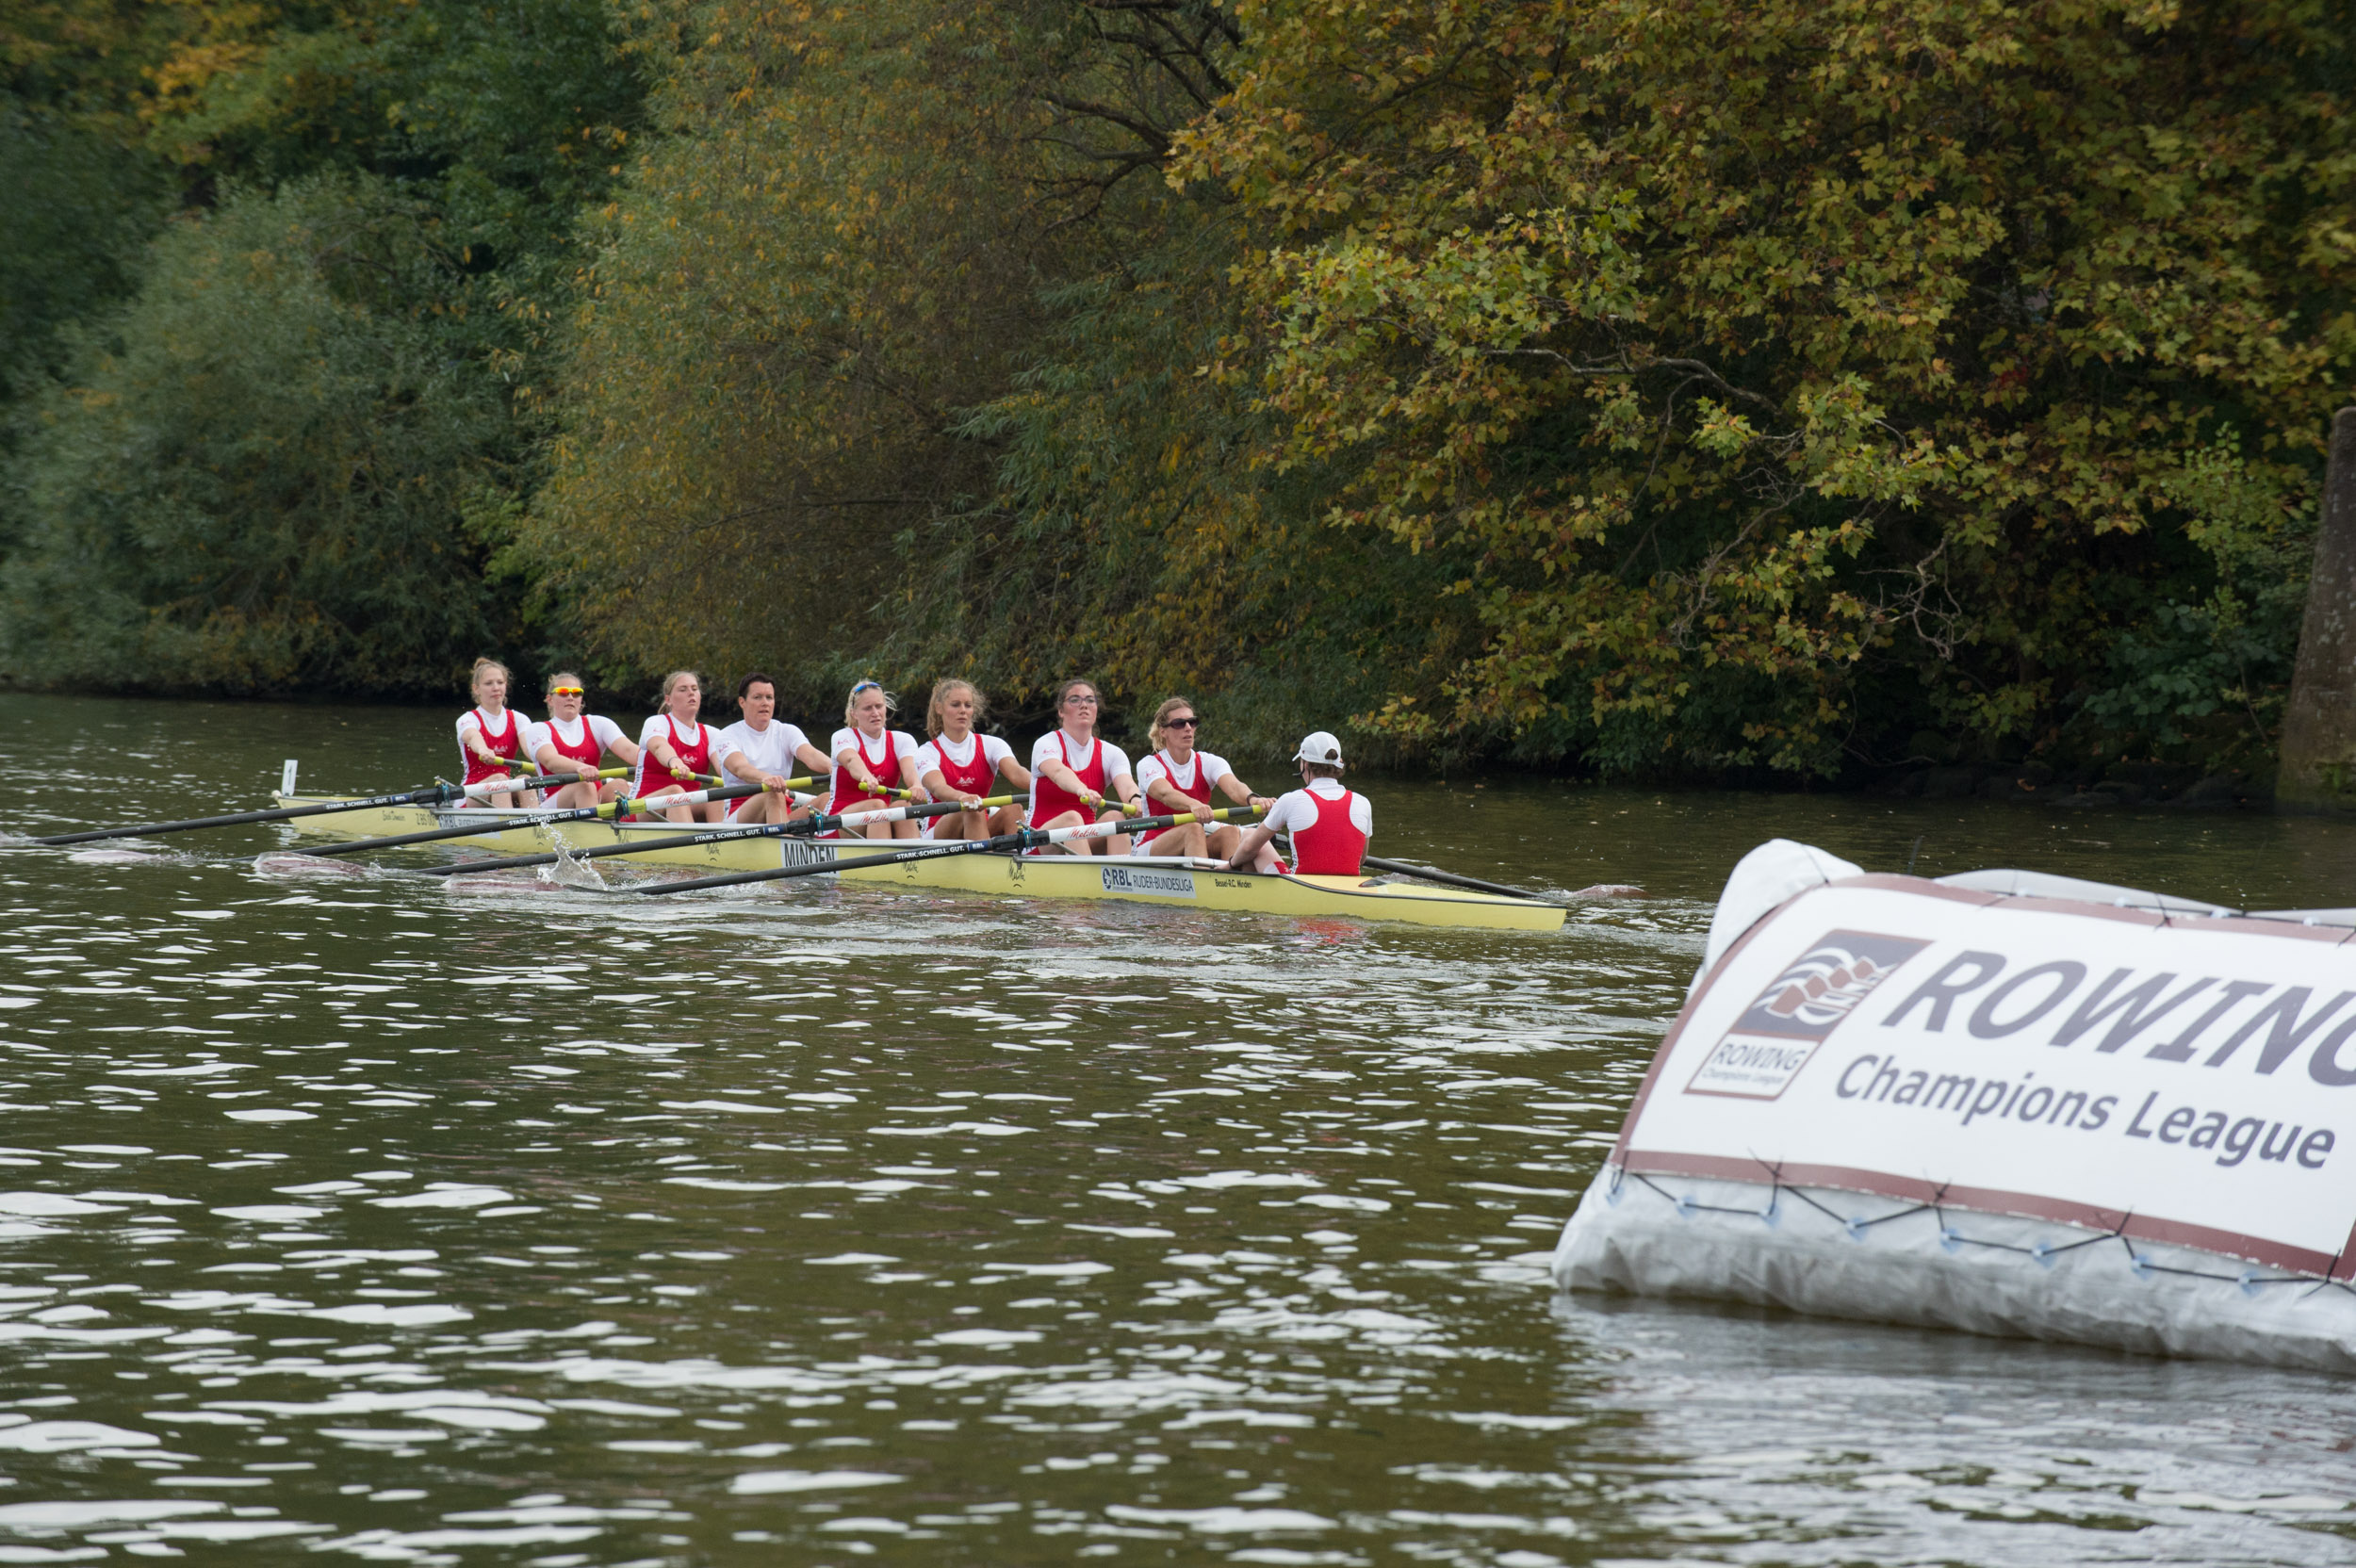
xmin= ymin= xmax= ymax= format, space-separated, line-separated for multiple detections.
xmin=1149 ymin=695 xmax=1197 ymax=751
xmin=469 ymin=658 xmax=512 ymax=696
xmin=845 ymin=679 xmax=898 ymax=723
xmin=545 ymin=669 xmax=584 ymax=694
xmin=925 ymin=678 xmax=984 ymax=738
xmin=659 ymin=669 xmax=701 ymax=702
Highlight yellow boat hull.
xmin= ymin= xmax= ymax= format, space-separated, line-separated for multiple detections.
xmin=273 ymin=795 xmax=1565 ymax=932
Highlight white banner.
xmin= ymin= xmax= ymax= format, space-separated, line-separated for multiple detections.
xmin=1615 ymin=874 xmax=2356 ymax=1277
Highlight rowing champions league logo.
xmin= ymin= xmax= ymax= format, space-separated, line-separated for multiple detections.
xmin=1685 ymin=929 xmax=1931 ymax=1100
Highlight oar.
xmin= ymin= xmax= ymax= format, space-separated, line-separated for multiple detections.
xmin=413 ymin=793 xmax=1027 ymax=879
xmin=640 ymin=805 xmax=1265 ymax=896
xmin=298 ymin=776 xmax=824 ymax=857
xmin=1360 ymin=854 xmax=1552 ymax=901
xmin=28 ymin=767 xmax=635 ymax=846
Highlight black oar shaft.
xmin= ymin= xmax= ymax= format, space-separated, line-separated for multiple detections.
xmin=34 ymin=788 xmax=454 ymax=846
xmin=30 ymin=769 xmax=618 ymax=846
xmin=299 ymin=808 xmax=602 ymax=857
xmin=642 ymin=806 xmax=1255 ymax=896
xmin=298 ymin=775 xmax=821 ymax=858
xmin=415 ymin=793 xmax=1023 ymax=879
xmin=1359 ymin=853 xmax=1547 ymax=901
xmin=641 ymin=835 xmax=1013 ymax=894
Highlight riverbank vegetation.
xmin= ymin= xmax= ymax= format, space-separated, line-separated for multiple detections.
xmin=5 ymin=0 xmax=2348 ymax=784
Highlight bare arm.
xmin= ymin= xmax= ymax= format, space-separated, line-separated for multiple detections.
xmin=1227 ymin=824 xmax=1275 ymax=870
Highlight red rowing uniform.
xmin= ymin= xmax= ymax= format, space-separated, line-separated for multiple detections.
xmin=1029 ymin=733 xmax=1107 ymax=828
xmin=460 ymin=707 xmax=526 ymax=789
xmin=632 ymin=715 xmax=713 ymax=804
xmin=827 ymin=729 xmax=908 ymax=817
xmin=930 ymin=736 xmax=995 ymax=799
xmin=1290 ymin=786 xmax=1369 ymax=875
xmin=1137 ymin=750 xmax=1213 ymax=845
xmin=544 ymin=716 xmax=604 ymax=774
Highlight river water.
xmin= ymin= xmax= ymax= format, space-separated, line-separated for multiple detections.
xmin=0 ymin=692 xmax=2352 ymax=1565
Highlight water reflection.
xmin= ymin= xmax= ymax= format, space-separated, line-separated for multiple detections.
xmin=0 ymin=694 xmax=2347 ymax=1563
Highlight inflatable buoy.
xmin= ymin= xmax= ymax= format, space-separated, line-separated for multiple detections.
xmin=1554 ymin=840 xmax=2356 ymax=1369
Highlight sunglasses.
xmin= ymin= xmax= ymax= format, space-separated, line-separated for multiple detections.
xmin=548 ymin=686 xmax=585 ymax=697
xmin=1165 ymin=716 xmax=1198 ymax=728
xmin=851 ymin=680 xmax=883 ymax=695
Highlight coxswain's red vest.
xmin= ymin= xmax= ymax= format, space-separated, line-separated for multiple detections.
xmin=1138 ymin=750 xmax=1214 ymax=845
xmin=1290 ymin=786 xmax=1368 ymax=875
xmin=460 ymin=708 xmax=525 ymax=788
xmin=1029 ymin=732 xmax=1106 ymax=827
xmin=828 ymin=729 xmax=908 ymax=817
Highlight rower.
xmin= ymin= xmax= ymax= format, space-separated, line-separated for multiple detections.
xmin=1227 ymin=731 xmax=1370 ymax=875
xmin=1028 ymin=678 xmax=1141 ymax=855
xmin=528 ymin=672 xmax=642 ymax=808
xmin=632 ymin=670 xmax=726 ymax=824
xmin=455 ymin=658 xmax=536 ymax=808
xmin=914 ymin=678 xmax=1029 ymax=841
xmin=713 ymin=672 xmax=831 ymax=825
xmin=826 ymin=680 xmax=922 ymax=840
xmin=1133 ymin=695 xmax=1274 ymax=860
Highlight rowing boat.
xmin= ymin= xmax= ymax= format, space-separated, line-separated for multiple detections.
xmin=270 ymin=792 xmax=1566 ymax=932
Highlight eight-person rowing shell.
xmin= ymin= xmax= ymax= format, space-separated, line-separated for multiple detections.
xmin=1028 ymin=678 xmax=1142 ymax=855
xmin=1133 ymin=695 xmax=1274 ymax=861
xmin=714 ymin=672 xmax=832 ymax=825
xmin=1228 ymin=731 xmax=1370 ymax=876
xmin=916 ymin=679 xmax=1029 ymax=841
xmin=529 ymin=672 xmax=642 ymax=808
xmin=471 ymin=663 xmax=1367 ymax=874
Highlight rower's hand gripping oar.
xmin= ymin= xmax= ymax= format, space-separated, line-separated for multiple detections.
xmin=29 ymin=766 xmax=635 ymax=846
xmin=298 ymin=776 xmax=824 ymax=858
xmin=413 ymin=793 xmax=1027 ymax=879
xmin=639 ymin=805 xmax=1266 ymax=896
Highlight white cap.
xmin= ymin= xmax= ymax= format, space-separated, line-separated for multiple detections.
xmin=1292 ymin=730 xmax=1345 ymax=768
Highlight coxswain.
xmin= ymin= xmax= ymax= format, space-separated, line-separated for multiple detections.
xmin=1226 ymin=731 xmax=1370 ymax=875
xmin=826 ymin=680 xmax=923 ymax=840
xmin=1133 ymin=696 xmax=1274 ymax=859
xmin=528 ymin=671 xmax=641 ymax=809
xmin=632 ymin=670 xmax=726 ymax=824
xmin=455 ymin=658 xmax=536 ymax=808
xmin=713 ymin=672 xmax=831 ymax=824
xmin=1027 ymin=678 xmax=1141 ymax=855
xmin=914 ymin=679 xmax=1029 ymax=841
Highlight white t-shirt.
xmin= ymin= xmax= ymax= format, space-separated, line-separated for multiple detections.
xmin=1136 ymin=748 xmax=1231 ymax=805
xmin=526 ymin=712 xmax=624 ymax=763
xmin=455 ymin=706 xmax=534 ymax=770
xmin=712 ymin=719 xmax=813 ymax=783
xmin=1264 ymin=777 xmax=1371 ymax=839
xmin=831 ymin=727 xmax=921 ymax=781
xmin=1027 ymin=731 xmax=1134 ymax=826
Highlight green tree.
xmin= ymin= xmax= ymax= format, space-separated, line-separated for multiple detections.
xmin=1 ymin=178 xmax=510 ymax=694
xmin=1174 ymin=0 xmax=2356 ymax=776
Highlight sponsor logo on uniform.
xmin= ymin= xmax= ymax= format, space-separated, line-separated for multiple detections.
xmin=1685 ymin=929 xmax=1930 ymax=1100
xmin=1101 ymin=865 xmax=1196 ymax=899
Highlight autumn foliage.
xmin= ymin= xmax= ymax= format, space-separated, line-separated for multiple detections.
xmin=6 ymin=0 xmax=2351 ymax=780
